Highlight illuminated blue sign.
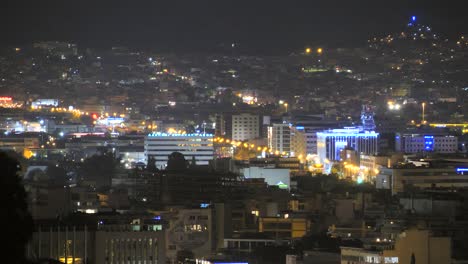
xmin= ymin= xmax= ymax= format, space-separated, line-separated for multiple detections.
xmin=153 ymin=216 xmax=161 ymax=220
xmin=456 ymin=168 xmax=468 ymax=172
xmin=412 ymin=16 xmax=416 ymax=22
xmin=295 ymin=126 xmax=305 ymax=130
xmin=424 ymin=135 xmax=434 ymax=151
xmin=200 ymin=203 xmax=210 ymax=208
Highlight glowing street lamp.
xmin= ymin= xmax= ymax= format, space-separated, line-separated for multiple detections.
xmin=317 ymin=48 xmax=323 ymax=54
xmin=422 ymin=102 xmax=426 ymax=124
xmin=305 ymin=48 xmax=311 ymax=54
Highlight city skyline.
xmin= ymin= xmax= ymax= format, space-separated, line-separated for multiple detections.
xmin=1 ymin=0 xmax=467 ymax=53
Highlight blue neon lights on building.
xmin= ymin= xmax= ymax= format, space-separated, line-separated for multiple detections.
xmin=412 ymin=16 xmax=416 ymax=22
xmin=424 ymin=135 xmax=434 ymax=151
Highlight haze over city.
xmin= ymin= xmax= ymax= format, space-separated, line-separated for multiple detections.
xmin=1 ymin=1 xmax=468 ymax=264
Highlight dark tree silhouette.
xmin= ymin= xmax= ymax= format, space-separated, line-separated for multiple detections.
xmin=46 ymin=165 xmax=67 ymax=185
xmin=0 ymin=151 xmax=33 ymax=264
xmin=166 ymin=152 xmax=188 ymax=171
xmin=176 ymin=249 xmax=194 ymax=263
xmin=80 ymin=152 xmax=118 ymax=189
xmin=411 ymin=252 xmax=416 ymax=264
xmin=147 ymin=156 xmax=158 ymax=172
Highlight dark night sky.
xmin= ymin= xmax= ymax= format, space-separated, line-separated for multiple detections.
xmin=1 ymin=0 xmax=467 ymax=53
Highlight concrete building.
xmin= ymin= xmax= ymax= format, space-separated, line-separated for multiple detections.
xmin=259 ymin=217 xmax=311 ymax=239
xmin=26 ymin=222 xmax=166 ymax=264
xmin=0 ymin=136 xmax=39 ymax=153
xmin=232 ymin=113 xmax=260 ymax=141
xmin=317 ymin=127 xmax=379 ymax=165
xmin=242 ymin=167 xmax=290 ymax=190
xmin=144 ymin=132 xmax=214 ymax=169
xmin=396 ymin=133 xmax=458 ymax=154
xmin=376 ymin=166 xmax=468 ymax=195
xmin=164 ymin=209 xmax=213 ymax=262
xmin=359 ymin=154 xmax=404 ymax=181
xmin=291 ymin=126 xmax=307 ymax=158
xmin=223 ymin=238 xmax=276 ymax=253
xmin=268 ymin=123 xmax=291 ymax=154
xmin=340 ymin=228 xmax=451 ymax=264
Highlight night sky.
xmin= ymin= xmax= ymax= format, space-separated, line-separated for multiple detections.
xmin=1 ymin=0 xmax=467 ymax=53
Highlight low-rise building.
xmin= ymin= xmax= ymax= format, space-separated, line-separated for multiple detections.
xmin=259 ymin=217 xmax=310 ymax=239
xmin=340 ymin=228 xmax=451 ymax=264
xmin=396 ymin=133 xmax=458 ymax=154
xmin=376 ymin=166 xmax=468 ymax=195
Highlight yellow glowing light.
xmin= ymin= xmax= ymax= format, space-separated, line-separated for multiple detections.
xmin=59 ymin=257 xmax=81 ymax=264
xmin=23 ymin=148 xmax=33 ymax=159
xmin=317 ymin=48 xmax=323 ymax=54
xmin=305 ymin=48 xmax=311 ymax=54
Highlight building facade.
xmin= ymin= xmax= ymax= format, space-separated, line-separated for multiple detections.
xmin=232 ymin=113 xmax=260 ymax=141
xmin=376 ymin=166 xmax=468 ymax=194
xmin=317 ymin=127 xmax=379 ymax=165
xmin=395 ymin=133 xmax=458 ymax=154
xmin=268 ymin=123 xmax=291 ymax=154
xmin=144 ymin=133 xmax=214 ymax=169
xmin=340 ymin=229 xmax=451 ymax=264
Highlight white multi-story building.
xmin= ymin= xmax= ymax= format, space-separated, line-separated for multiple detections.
xmin=232 ymin=113 xmax=260 ymax=141
xmin=268 ymin=123 xmax=291 ymax=154
xmin=144 ymin=132 xmax=214 ymax=169
xmin=395 ymin=133 xmax=458 ymax=154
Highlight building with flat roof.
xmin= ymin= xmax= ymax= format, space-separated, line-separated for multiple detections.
xmin=268 ymin=123 xmax=291 ymax=154
xmin=232 ymin=113 xmax=260 ymax=141
xmin=340 ymin=228 xmax=451 ymax=264
xmin=395 ymin=133 xmax=458 ymax=154
xmin=376 ymin=166 xmax=468 ymax=194
xmin=317 ymin=127 xmax=379 ymax=166
xmin=144 ymin=132 xmax=214 ymax=169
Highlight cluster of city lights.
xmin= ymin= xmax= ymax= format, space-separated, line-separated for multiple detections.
xmin=212 ymin=136 xmax=290 ymax=156
xmin=305 ymin=47 xmax=323 ymax=55
xmin=387 ymin=101 xmax=401 ymax=110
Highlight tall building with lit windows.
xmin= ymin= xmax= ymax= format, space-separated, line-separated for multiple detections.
xmin=232 ymin=113 xmax=260 ymax=141
xmin=316 ymin=127 xmax=379 ymax=165
xmin=268 ymin=123 xmax=291 ymax=154
xmin=144 ymin=133 xmax=214 ymax=169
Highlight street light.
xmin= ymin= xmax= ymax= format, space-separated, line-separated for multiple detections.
xmin=422 ymin=102 xmax=426 ymax=124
